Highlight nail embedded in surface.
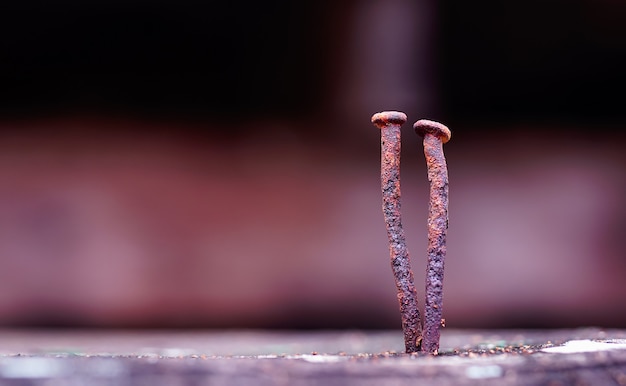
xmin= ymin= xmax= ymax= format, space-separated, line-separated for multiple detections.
xmin=414 ymin=119 xmax=451 ymax=355
xmin=372 ymin=111 xmax=422 ymax=353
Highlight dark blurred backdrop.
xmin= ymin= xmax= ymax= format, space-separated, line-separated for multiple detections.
xmin=0 ymin=0 xmax=624 ymax=329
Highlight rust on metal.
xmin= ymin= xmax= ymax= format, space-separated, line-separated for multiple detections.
xmin=371 ymin=111 xmax=422 ymax=353
xmin=414 ymin=119 xmax=451 ymax=355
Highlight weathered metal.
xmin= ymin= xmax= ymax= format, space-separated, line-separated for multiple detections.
xmin=371 ymin=111 xmax=422 ymax=353
xmin=414 ymin=119 xmax=451 ymax=355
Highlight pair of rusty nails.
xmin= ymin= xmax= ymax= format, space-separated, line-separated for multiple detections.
xmin=371 ymin=111 xmax=451 ymax=355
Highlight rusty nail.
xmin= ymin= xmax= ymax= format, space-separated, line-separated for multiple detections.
xmin=372 ymin=111 xmax=422 ymax=353
xmin=414 ymin=119 xmax=451 ymax=355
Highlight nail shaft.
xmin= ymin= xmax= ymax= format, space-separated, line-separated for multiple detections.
xmin=414 ymin=119 xmax=451 ymax=354
xmin=372 ymin=111 xmax=422 ymax=353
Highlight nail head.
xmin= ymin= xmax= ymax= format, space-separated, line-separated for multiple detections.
xmin=414 ymin=119 xmax=451 ymax=143
xmin=371 ymin=111 xmax=408 ymax=128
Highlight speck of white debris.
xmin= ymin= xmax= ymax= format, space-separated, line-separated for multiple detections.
xmin=160 ymin=348 xmax=194 ymax=357
xmin=295 ymin=355 xmax=348 ymax=363
xmin=465 ymin=365 xmax=503 ymax=379
xmin=542 ymin=339 xmax=626 ymax=354
xmin=1 ymin=358 xmax=66 ymax=379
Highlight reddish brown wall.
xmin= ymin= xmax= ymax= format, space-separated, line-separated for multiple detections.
xmin=0 ymin=119 xmax=623 ymax=329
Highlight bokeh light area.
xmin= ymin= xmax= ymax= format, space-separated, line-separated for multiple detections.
xmin=0 ymin=0 xmax=624 ymax=329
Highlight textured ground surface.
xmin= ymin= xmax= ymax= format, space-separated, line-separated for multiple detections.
xmin=0 ymin=328 xmax=625 ymax=385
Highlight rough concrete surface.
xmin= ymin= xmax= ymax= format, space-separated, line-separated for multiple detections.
xmin=0 ymin=328 xmax=625 ymax=385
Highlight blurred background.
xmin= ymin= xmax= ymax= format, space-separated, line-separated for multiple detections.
xmin=0 ymin=0 xmax=624 ymax=330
